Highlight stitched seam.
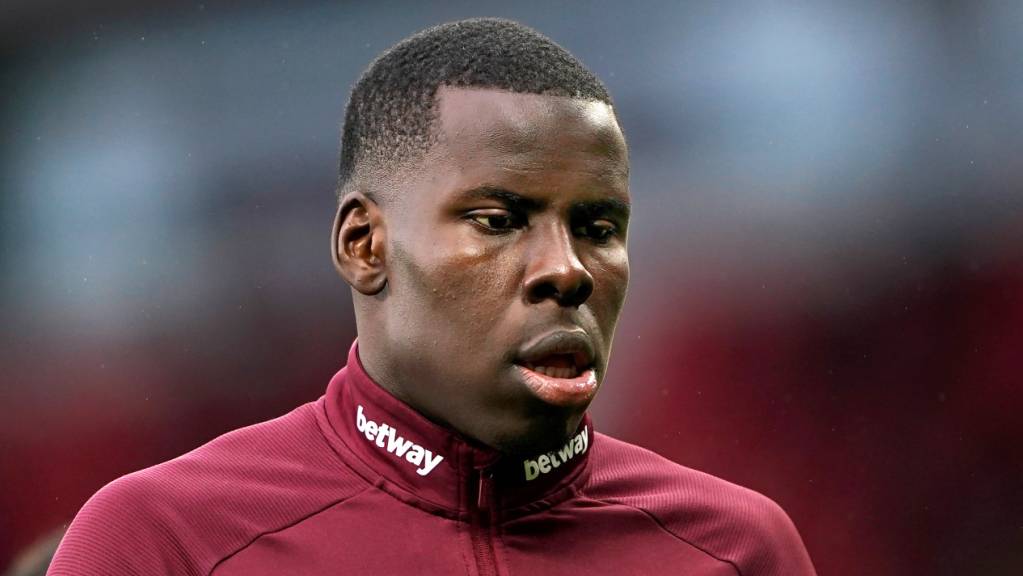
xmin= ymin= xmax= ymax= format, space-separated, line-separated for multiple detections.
xmin=207 ymin=485 xmax=374 ymax=575
xmin=314 ymin=397 xmax=459 ymax=516
xmin=316 ymin=401 xmax=468 ymax=519
xmin=578 ymin=491 xmax=744 ymax=576
xmin=314 ymin=398 xmax=381 ymax=484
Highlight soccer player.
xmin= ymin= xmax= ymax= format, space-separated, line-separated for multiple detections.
xmin=49 ymin=18 xmax=816 ymax=575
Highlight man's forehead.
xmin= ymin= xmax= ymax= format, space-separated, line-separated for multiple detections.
xmin=433 ymin=86 xmax=626 ymax=161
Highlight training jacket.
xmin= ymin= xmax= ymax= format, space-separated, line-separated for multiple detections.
xmin=49 ymin=342 xmax=816 ymax=575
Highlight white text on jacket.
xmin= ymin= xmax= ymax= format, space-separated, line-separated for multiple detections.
xmin=523 ymin=426 xmax=589 ymax=481
xmin=355 ymin=405 xmax=444 ymax=476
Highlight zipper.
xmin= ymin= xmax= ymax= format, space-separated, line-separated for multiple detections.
xmin=477 ymin=469 xmax=492 ymax=510
xmin=470 ymin=468 xmax=498 ymax=576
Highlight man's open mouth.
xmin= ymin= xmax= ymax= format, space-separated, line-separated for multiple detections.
xmin=519 ymin=351 xmax=591 ymax=379
xmin=513 ymin=330 xmax=599 ymax=406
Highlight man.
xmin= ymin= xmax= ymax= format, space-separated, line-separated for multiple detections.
xmin=49 ymin=18 xmax=815 ymax=575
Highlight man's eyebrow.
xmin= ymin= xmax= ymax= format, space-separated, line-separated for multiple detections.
xmin=458 ymin=186 xmax=543 ymax=211
xmin=572 ymin=198 xmax=631 ymax=219
xmin=458 ymin=185 xmax=630 ymax=218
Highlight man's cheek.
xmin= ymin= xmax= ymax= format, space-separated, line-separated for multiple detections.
xmin=440 ymin=244 xmax=517 ymax=295
xmin=592 ymin=255 xmax=629 ymax=296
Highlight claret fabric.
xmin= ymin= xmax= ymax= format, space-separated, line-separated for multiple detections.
xmin=49 ymin=343 xmax=816 ymax=575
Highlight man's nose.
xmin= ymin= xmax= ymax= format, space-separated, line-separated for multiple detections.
xmin=524 ymin=222 xmax=594 ymax=308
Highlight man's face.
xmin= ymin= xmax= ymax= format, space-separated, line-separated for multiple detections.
xmin=374 ymin=87 xmax=630 ymax=452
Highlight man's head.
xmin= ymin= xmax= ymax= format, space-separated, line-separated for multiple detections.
xmin=332 ymin=18 xmax=630 ymax=454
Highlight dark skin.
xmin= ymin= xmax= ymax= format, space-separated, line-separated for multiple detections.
xmin=332 ymin=87 xmax=630 ymax=454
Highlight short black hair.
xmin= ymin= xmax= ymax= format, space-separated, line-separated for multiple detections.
xmin=336 ymin=17 xmax=613 ymax=199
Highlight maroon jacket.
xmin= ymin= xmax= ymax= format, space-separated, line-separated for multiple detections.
xmin=49 ymin=343 xmax=816 ymax=575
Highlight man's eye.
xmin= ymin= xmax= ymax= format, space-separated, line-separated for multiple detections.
xmin=574 ymin=220 xmax=618 ymax=243
xmin=468 ymin=210 xmax=523 ymax=232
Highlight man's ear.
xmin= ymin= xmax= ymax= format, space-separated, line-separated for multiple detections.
xmin=332 ymin=192 xmax=387 ymax=295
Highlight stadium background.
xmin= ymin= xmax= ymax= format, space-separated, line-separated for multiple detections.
xmin=2 ymin=1 xmax=1021 ymax=573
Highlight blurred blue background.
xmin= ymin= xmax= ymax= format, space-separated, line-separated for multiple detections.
xmin=3 ymin=1 xmax=1022 ymax=574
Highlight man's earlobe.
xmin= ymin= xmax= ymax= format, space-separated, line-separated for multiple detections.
xmin=332 ymin=193 xmax=387 ymax=295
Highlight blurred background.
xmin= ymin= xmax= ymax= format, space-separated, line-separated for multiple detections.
xmin=2 ymin=0 xmax=1021 ymax=574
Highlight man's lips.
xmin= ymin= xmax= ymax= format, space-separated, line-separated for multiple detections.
xmin=513 ymin=365 xmax=598 ymax=407
xmin=515 ymin=329 xmax=596 ymax=375
xmin=513 ymin=330 xmax=599 ymax=406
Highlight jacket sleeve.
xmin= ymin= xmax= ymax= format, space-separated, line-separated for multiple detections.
xmin=47 ymin=473 xmax=197 ymax=576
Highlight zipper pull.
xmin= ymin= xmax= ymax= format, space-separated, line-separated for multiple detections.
xmin=477 ymin=470 xmax=493 ymax=510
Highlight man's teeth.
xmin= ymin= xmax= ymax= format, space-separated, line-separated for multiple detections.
xmin=528 ymin=364 xmax=581 ymax=379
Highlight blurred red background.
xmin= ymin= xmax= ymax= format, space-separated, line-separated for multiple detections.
xmin=2 ymin=1 xmax=1021 ymax=574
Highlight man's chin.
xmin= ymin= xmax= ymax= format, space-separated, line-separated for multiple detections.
xmin=485 ymin=406 xmax=587 ymax=456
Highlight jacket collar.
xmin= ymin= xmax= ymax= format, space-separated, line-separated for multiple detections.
xmin=321 ymin=341 xmax=593 ymax=516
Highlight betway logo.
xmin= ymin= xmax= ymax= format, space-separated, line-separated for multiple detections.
xmin=523 ymin=426 xmax=589 ymax=481
xmin=355 ymin=405 xmax=444 ymax=476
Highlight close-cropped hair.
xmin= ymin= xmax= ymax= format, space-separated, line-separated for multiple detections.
xmin=336 ymin=17 xmax=612 ymax=199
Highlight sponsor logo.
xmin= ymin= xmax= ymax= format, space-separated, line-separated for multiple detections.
xmin=523 ymin=426 xmax=589 ymax=481
xmin=355 ymin=405 xmax=444 ymax=476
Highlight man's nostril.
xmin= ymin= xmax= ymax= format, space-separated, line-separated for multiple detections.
xmin=530 ymin=283 xmax=559 ymax=302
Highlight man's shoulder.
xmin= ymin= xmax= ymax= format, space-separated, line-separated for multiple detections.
xmin=584 ymin=432 xmax=816 ymax=576
xmin=586 ymin=432 xmax=780 ymax=519
xmin=123 ymin=399 xmax=366 ymax=508
xmin=49 ymin=401 xmax=368 ymax=575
